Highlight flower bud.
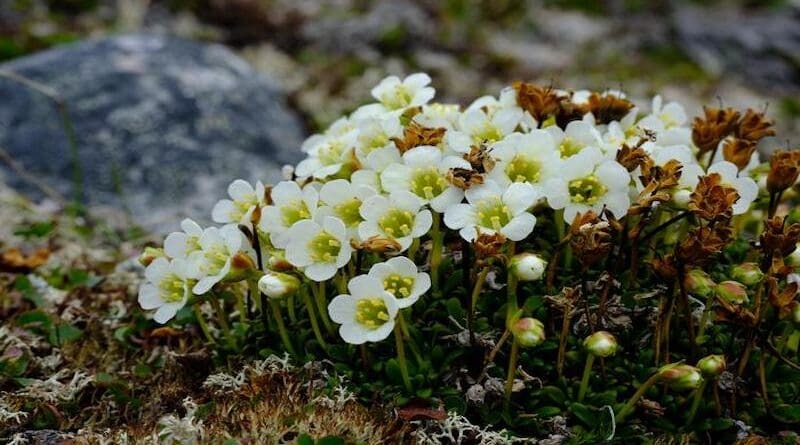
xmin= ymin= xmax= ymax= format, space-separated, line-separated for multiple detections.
xmin=258 ymin=272 xmax=301 ymax=299
xmin=658 ymin=363 xmax=703 ymax=391
xmin=788 ymin=245 xmax=800 ymax=267
xmin=509 ymin=253 xmax=547 ymax=282
xmin=138 ymin=247 xmax=165 ymax=267
xmin=792 ymin=302 xmax=800 ymax=327
xmin=673 ymin=189 xmax=691 ymax=208
xmin=716 ymin=280 xmax=749 ymax=304
xmin=267 ymin=251 xmax=294 ymax=272
xmin=583 ymin=331 xmax=618 ymax=358
xmin=511 ymin=317 xmax=545 ymax=348
xmin=730 ymin=263 xmax=764 ymax=286
xmin=684 ymin=269 xmax=716 ymax=298
xmin=696 ymin=354 xmax=726 ymax=378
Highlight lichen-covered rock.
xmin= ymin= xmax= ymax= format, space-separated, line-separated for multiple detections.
xmin=0 ymin=33 xmax=304 ymax=231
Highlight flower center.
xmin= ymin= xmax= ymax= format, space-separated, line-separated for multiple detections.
xmin=474 ymin=123 xmax=503 ymax=144
xmin=559 ymin=137 xmax=584 ymax=158
xmin=475 ymin=197 xmax=512 ymax=231
xmin=203 ymin=246 xmax=230 ymax=275
xmin=383 ymin=274 xmax=415 ymax=299
xmin=355 ymin=298 xmax=391 ymax=329
xmin=410 ymin=167 xmax=447 ymax=200
xmin=382 ymin=85 xmax=412 ymax=109
xmin=568 ymin=175 xmax=608 ymax=204
xmin=159 ymin=274 xmax=186 ymax=303
xmin=378 ymin=209 xmax=415 ymax=238
xmin=359 ymin=132 xmax=390 ymax=156
xmin=232 ymin=195 xmax=257 ymax=220
xmin=318 ymin=141 xmax=347 ymax=166
xmin=280 ymin=200 xmax=311 ymax=227
xmin=308 ymin=231 xmax=341 ymax=263
xmin=333 ymin=198 xmax=363 ymax=227
xmin=505 ymin=154 xmax=541 ymax=183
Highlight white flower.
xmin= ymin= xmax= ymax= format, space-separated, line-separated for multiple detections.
xmin=413 ymin=103 xmax=461 ymax=130
xmin=211 ymin=179 xmax=265 ymax=225
xmin=486 ymin=131 xmax=561 ymax=189
xmin=544 ymin=146 xmax=632 ymax=222
xmin=367 ymin=256 xmax=430 ymax=308
xmin=164 ymin=218 xmax=204 ymax=259
xmin=285 ymin=216 xmax=353 ymax=282
xmin=138 ymin=258 xmax=198 ymax=323
xmin=644 ymin=145 xmax=705 ymax=206
xmin=444 ymin=180 xmax=538 ymax=242
xmin=296 ymin=119 xmax=359 ymax=180
xmin=446 ymin=106 xmax=522 ymax=153
xmin=707 ymin=161 xmax=759 ymax=215
xmin=328 ymin=275 xmax=399 ymax=344
xmin=189 ymin=225 xmax=246 ymax=295
xmin=380 ymin=146 xmax=470 ymax=212
xmin=358 ymin=191 xmax=433 ymax=252
xmin=546 ymin=120 xmax=605 ymax=159
xmin=259 ymin=181 xmax=318 ymax=248
xmin=370 ymin=73 xmax=435 ymax=111
xmin=353 ymin=114 xmax=402 ymax=163
xmin=316 ymin=179 xmax=377 ymax=241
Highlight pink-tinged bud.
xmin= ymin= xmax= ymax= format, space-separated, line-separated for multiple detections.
xmin=509 ymin=253 xmax=547 ymax=282
xmin=138 ymin=247 xmax=165 ymax=267
xmin=696 ymin=354 xmax=726 ymax=377
xmin=730 ymin=263 xmax=764 ymax=286
xmin=511 ymin=317 xmax=545 ymax=348
xmin=268 ymin=252 xmax=294 ymax=272
xmin=684 ymin=269 xmax=716 ymax=298
xmin=716 ymin=280 xmax=749 ymax=304
xmin=583 ymin=331 xmax=618 ymax=358
xmin=258 ymin=272 xmax=301 ymax=299
xmin=657 ymin=363 xmax=703 ymax=391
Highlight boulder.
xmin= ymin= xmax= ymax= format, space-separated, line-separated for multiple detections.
xmin=0 ymin=33 xmax=305 ymax=231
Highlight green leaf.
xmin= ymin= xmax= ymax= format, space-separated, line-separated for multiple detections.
xmin=535 ymin=406 xmax=562 ymax=418
xmin=13 ymin=276 xmax=44 ymax=307
xmin=539 ymin=385 xmax=567 ymax=406
xmin=773 ymin=404 xmax=800 ymax=424
xmin=14 ymin=221 xmax=55 ymax=239
xmin=385 ymin=359 xmax=403 ymax=385
xmin=297 ymin=434 xmax=315 ymax=445
xmin=445 ymin=298 xmax=464 ymax=319
xmin=317 ymin=437 xmax=345 ymax=445
xmin=570 ymin=402 xmax=597 ymax=427
xmin=49 ymin=324 xmax=83 ymax=344
xmin=17 ymin=310 xmax=52 ymax=333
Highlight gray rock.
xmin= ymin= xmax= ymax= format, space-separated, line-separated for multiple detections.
xmin=0 ymin=33 xmax=305 ymax=232
xmin=672 ymin=4 xmax=800 ymax=93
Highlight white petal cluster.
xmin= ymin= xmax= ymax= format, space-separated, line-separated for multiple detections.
xmin=139 ymin=73 xmax=768 ymax=325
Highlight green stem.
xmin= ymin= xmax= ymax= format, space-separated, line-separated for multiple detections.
xmin=694 ymin=293 xmax=715 ymax=345
xmin=193 ymin=304 xmax=215 ymax=344
xmin=577 ymin=354 xmax=596 ymax=402
xmin=504 ymin=337 xmax=521 ymax=409
xmin=408 ymin=238 xmax=420 ymax=262
xmin=430 ymin=214 xmax=443 ymax=297
xmin=616 ymin=373 xmax=662 ymax=424
xmin=394 ymin=323 xmax=413 ymax=393
xmin=312 ymin=281 xmax=335 ymax=335
xmin=555 ymin=209 xmax=573 ymax=270
xmin=397 ymin=312 xmax=423 ymax=363
xmin=686 ymin=380 xmax=709 ymax=425
xmin=506 ymin=242 xmax=518 ymax=322
xmin=236 ymin=291 xmax=248 ymax=324
xmin=209 ymin=296 xmax=236 ymax=349
xmin=469 ymin=266 xmax=490 ymax=336
xmin=301 ymin=287 xmax=329 ymax=352
xmin=286 ymin=295 xmax=297 ymax=323
xmin=787 ymin=330 xmax=800 ymax=354
xmin=270 ymin=299 xmax=297 ymax=357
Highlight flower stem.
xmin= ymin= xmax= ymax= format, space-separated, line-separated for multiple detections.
xmin=616 ymin=373 xmax=661 ymax=424
xmin=469 ymin=266 xmax=490 ymax=340
xmin=312 ymin=281 xmax=335 ymax=335
xmin=430 ymin=214 xmax=443 ymax=297
xmin=694 ymin=293 xmax=715 ymax=345
xmin=301 ymin=287 xmax=328 ymax=352
xmin=506 ymin=241 xmax=518 ymax=321
xmin=270 ymin=299 xmax=297 ymax=357
xmin=394 ymin=323 xmax=413 ymax=393
xmin=555 ymin=209 xmax=573 ymax=270
xmin=504 ymin=337 xmax=521 ymax=409
xmin=557 ymin=300 xmax=573 ymax=377
xmin=686 ymin=379 xmax=709 ymax=425
xmin=577 ymin=354 xmax=596 ymax=402
xmin=209 ymin=296 xmax=236 ymax=349
xmin=286 ymin=295 xmax=297 ymax=323
xmin=193 ymin=304 xmax=215 ymax=344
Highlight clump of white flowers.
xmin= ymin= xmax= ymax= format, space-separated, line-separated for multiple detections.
xmin=138 ymin=73 xmax=800 ymax=426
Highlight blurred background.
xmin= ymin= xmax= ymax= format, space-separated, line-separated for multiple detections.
xmin=0 ymin=0 xmax=798 ymax=230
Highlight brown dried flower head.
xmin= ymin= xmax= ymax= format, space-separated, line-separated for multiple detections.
xmin=677 ymin=223 xmax=733 ymax=266
xmin=760 ymin=216 xmax=800 ymax=259
xmin=584 ymin=92 xmax=635 ymax=125
xmin=358 ymin=236 xmax=403 ymax=255
xmin=651 ymin=255 xmax=679 ymax=282
xmin=767 ymin=276 xmax=799 ymax=319
xmin=473 ymin=231 xmax=507 ymax=265
xmin=392 ymin=121 xmax=447 ymax=153
xmin=630 ymin=160 xmax=684 ymax=215
xmin=464 ymin=144 xmax=496 ymax=173
xmin=736 ymin=109 xmax=775 ymax=142
xmin=721 ymin=138 xmax=757 ymax=171
xmin=766 ymin=149 xmax=800 ymax=194
xmin=616 ymin=140 xmax=653 ymax=173
xmin=512 ymin=81 xmax=585 ymax=128
xmin=446 ymin=167 xmax=484 ymax=190
xmin=688 ymin=173 xmax=739 ymax=221
xmin=691 ymin=107 xmax=741 ymax=158
xmin=569 ymin=211 xmax=614 ymax=268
